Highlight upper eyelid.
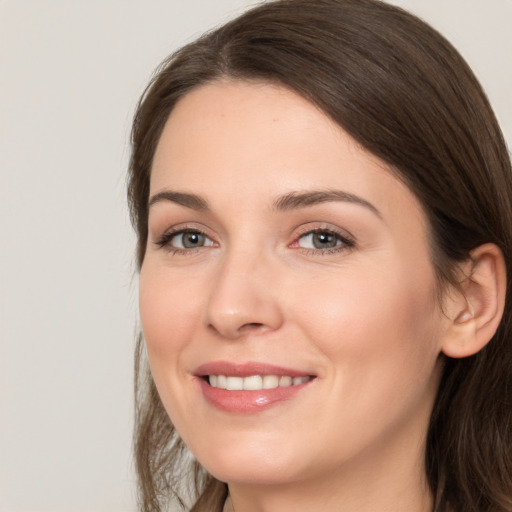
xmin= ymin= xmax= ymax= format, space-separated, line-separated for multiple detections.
xmin=292 ymin=224 xmax=355 ymax=241
xmin=152 ymin=225 xmax=215 ymax=247
xmin=154 ymin=223 xmax=214 ymax=238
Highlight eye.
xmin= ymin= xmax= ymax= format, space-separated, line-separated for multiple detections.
xmin=295 ymin=228 xmax=354 ymax=252
xmin=171 ymin=231 xmax=213 ymax=249
xmin=155 ymin=229 xmax=215 ymax=251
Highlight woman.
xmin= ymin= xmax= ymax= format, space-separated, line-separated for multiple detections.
xmin=128 ymin=0 xmax=512 ymax=510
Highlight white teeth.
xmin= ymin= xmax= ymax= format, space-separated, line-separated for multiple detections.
xmin=207 ymin=374 xmax=311 ymax=390
xmin=243 ymin=375 xmax=263 ymax=390
xmin=279 ymin=376 xmax=292 ymax=387
xmin=263 ymin=375 xmax=279 ymax=389
xmin=226 ymin=376 xmax=244 ymax=391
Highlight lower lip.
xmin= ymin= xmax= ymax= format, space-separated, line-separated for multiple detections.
xmin=197 ymin=378 xmax=313 ymax=414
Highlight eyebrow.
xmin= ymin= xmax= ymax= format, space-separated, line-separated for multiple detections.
xmin=273 ymin=190 xmax=382 ymax=218
xmin=148 ymin=190 xmax=209 ymax=210
xmin=148 ymin=188 xmax=381 ymax=218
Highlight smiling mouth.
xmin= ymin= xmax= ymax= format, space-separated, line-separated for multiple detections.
xmin=206 ymin=374 xmax=313 ymax=391
xmin=196 ymin=363 xmax=316 ymax=413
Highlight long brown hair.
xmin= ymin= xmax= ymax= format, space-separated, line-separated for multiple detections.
xmin=128 ymin=1 xmax=512 ymax=510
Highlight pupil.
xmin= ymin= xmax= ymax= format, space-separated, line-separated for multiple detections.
xmin=183 ymin=232 xmax=203 ymax=248
xmin=313 ymin=232 xmax=336 ymax=249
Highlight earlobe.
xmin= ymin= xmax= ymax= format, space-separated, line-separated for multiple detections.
xmin=441 ymin=243 xmax=506 ymax=359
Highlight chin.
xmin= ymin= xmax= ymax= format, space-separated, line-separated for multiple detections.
xmin=192 ymin=435 xmax=304 ymax=486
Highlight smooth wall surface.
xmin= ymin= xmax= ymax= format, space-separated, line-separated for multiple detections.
xmin=0 ymin=1 xmax=510 ymax=511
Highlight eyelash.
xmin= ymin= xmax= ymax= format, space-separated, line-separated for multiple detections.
xmin=154 ymin=227 xmax=213 ymax=255
xmin=292 ymin=227 xmax=355 ymax=255
xmin=153 ymin=226 xmax=355 ymax=256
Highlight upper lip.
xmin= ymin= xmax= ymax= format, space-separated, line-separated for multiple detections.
xmin=194 ymin=360 xmax=315 ymax=378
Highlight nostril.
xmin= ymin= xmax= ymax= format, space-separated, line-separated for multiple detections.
xmin=206 ymin=321 xmax=265 ymax=338
xmin=244 ymin=322 xmax=264 ymax=329
xmin=238 ymin=322 xmax=265 ymax=334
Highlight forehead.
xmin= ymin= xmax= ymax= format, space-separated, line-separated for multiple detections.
xmin=150 ymin=79 xmax=425 ymax=229
xmin=151 ymin=79 xmax=352 ymax=191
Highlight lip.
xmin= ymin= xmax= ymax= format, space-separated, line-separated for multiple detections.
xmin=194 ymin=360 xmax=316 ymax=414
xmin=195 ymin=360 xmax=314 ymax=378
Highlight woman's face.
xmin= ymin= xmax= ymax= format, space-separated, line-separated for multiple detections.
xmin=140 ymin=80 xmax=448 ymax=487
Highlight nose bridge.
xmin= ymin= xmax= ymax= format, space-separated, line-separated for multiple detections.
xmin=204 ymin=242 xmax=283 ymax=339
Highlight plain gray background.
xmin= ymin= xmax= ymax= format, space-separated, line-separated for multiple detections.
xmin=1 ymin=1 xmax=510 ymax=511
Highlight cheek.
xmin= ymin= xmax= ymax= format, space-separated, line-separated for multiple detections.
xmin=138 ymin=264 xmax=208 ymax=433
xmin=139 ymin=265 xmax=201 ymax=363
xmin=289 ymin=259 xmax=442 ymax=378
xmin=287 ymin=263 xmax=443 ymax=457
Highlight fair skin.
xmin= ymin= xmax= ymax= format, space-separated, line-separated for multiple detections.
xmin=139 ymin=80 xmax=504 ymax=512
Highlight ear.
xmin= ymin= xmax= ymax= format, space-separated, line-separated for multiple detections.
xmin=441 ymin=243 xmax=507 ymax=358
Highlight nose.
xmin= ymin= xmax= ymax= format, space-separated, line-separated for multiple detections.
xmin=204 ymin=248 xmax=284 ymax=340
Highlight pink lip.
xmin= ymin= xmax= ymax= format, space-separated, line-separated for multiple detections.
xmin=194 ymin=361 xmax=315 ymax=414
xmin=195 ymin=360 xmax=313 ymax=378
